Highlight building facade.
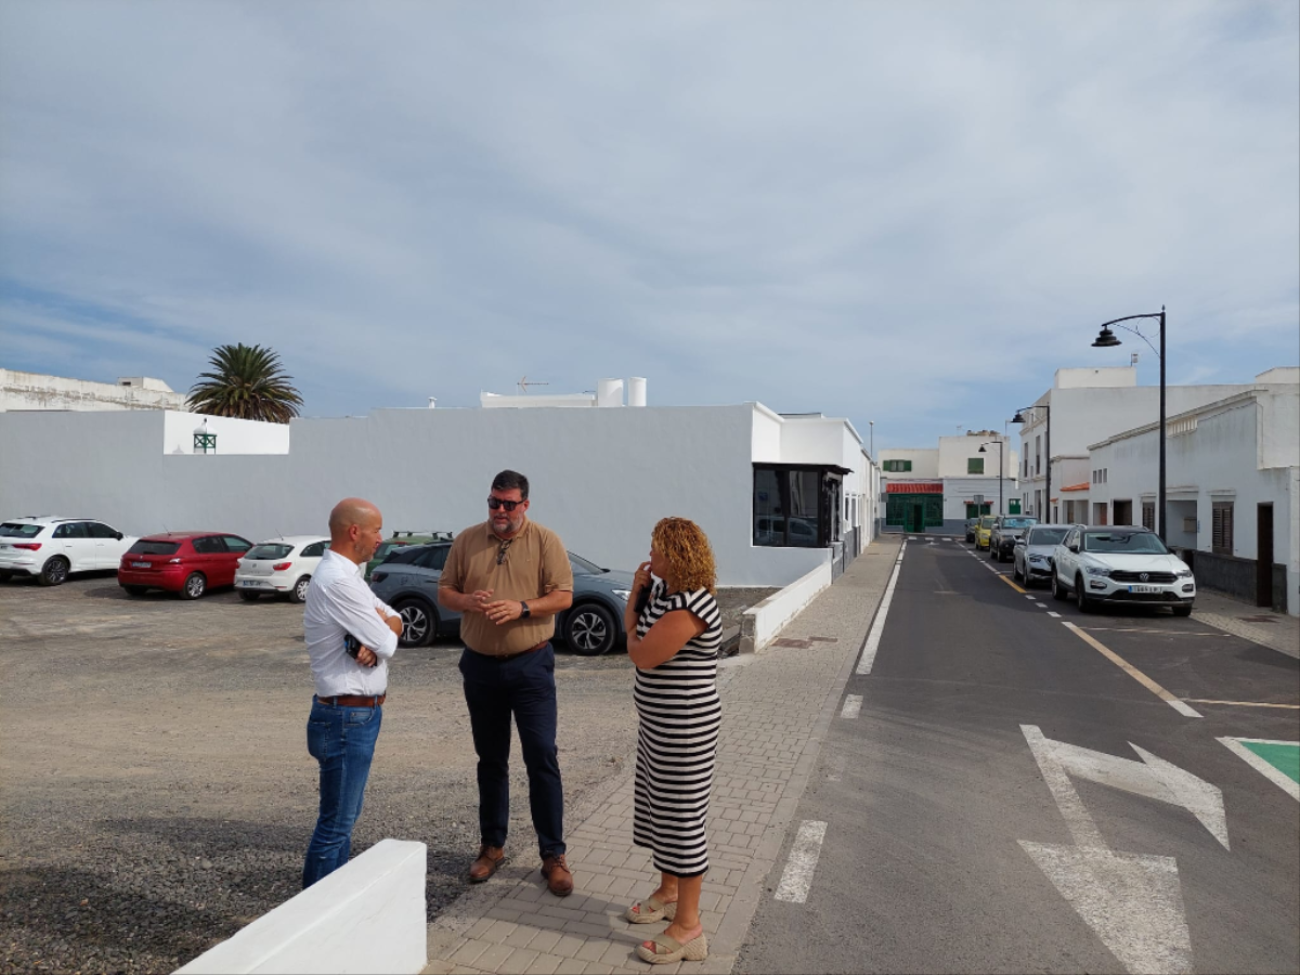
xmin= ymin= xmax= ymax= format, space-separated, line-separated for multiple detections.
xmin=1087 ymin=372 xmax=1299 ymax=615
xmin=0 ymin=369 xmax=187 ymax=412
xmin=879 ymin=433 xmax=1019 ymax=533
xmin=0 ymin=395 xmax=876 ymax=588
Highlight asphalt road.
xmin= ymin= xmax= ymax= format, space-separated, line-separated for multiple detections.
xmin=738 ymin=537 xmax=1300 ymax=975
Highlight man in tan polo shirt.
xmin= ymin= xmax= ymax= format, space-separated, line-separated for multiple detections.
xmin=439 ymin=469 xmax=576 ymax=896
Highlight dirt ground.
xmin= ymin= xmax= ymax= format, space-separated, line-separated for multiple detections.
xmin=0 ymin=572 xmax=775 ymax=974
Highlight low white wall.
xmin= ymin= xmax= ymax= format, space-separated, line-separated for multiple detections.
xmin=738 ymin=558 xmax=833 ymax=654
xmin=175 ymin=839 xmax=427 ymax=975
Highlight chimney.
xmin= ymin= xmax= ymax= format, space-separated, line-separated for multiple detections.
xmin=596 ymin=379 xmax=624 ymax=408
xmin=627 ymin=377 xmax=647 ymax=407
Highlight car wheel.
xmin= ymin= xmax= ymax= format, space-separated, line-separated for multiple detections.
xmin=124 ymin=585 xmax=148 ymax=597
xmin=395 ymin=598 xmax=436 ymax=647
xmin=290 ymin=576 xmax=311 ymax=604
xmin=1075 ymin=575 xmax=1092 ymax=613
xmin=180 ymin=573 xmax=207 ymax=600
xmin=239 ymin=590 xmax=260 ymax=602
xmin=1052 ymin=569 xmax=1069 ymax=602
xmin=1172 ymin=604 xmax=1193 ymax=618
xmin=564 ymin=602 xmax=617 ymax=656
xmin=38 ymin=557 xmax=70 ymax=587
xmin=1012 ymin=561 xmax=1022 ymax=583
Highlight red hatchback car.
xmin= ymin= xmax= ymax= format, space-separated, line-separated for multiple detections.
xmin=118 ymin=532 xmax=254 ymax=599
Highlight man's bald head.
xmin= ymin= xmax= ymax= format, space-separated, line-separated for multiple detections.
xmin=328 ymin=498 xmax=386 ymax=564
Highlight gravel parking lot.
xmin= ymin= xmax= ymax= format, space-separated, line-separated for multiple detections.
xmin=0 ymin=573 xmax=775 ymax=974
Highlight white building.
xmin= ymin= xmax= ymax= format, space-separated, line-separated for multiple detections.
xmin=1015 ymin=366 xmax=1257 ymax=524
xmin=0 ymin=369 xmax=187 ymax=412
xmin=0 ymin=380 xmax=877 ymax=587
xmin=879 ymin=433 xmax=1019 ymax=533
xmin=1088 ymin=369 xmax=1299 ymax=616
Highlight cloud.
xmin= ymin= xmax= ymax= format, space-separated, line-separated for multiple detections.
xmin=1 ymin=0 xmax=1296 ymax=449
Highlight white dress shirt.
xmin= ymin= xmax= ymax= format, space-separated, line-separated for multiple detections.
xmin=304 ymin=549 xmax=399 ymax=698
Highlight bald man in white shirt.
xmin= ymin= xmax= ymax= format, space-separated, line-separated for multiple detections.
xmin=301 ymin=498 xmax=403 ymax=887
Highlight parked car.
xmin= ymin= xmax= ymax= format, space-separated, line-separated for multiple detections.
xmin=118 ymin=531 xmax=254 ymax=599
xmin=1050 ymin=525 xmax=1195 ymax=616
xmin=964 ymin=518 xmax=980 ymax=543
xmin=973 ymin=515 xmax=997 ymax=551
xmin=1011 ymin=524 xmax=1072 ymax=587
xmin=369 ymin=543 xmax=635 ymax=655
xmin=365 ymin=531 xmax=454 ymax=580
xmin=989 ymin=515 xmax=1040 ymax=562
xmin=0 ymin=516 xmax=137 ymax=586
xmin=235 ymin=535 xmax=330 ymax=603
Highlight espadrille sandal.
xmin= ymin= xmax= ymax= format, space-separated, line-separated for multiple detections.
xmin=624 ymin=894 xmax=678 ymax=924
xmin=635 ymin=930 xmax=708 ymax=964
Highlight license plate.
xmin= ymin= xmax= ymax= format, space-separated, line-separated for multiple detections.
xmin=239 ymin=580 xmax=264 ymax=587
xmin=1128 ymin=585 xmax=1160 ymax=593
xmin=131 ymin=561 xmax=150 ymax=569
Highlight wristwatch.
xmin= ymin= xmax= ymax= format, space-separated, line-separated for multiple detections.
xmin=520 ymin=601 xmax=531 ymax=619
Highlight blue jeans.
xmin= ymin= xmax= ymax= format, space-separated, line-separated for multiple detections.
xmin=302 ymin=699 xmax=383 ymax=888
xmin=460 ymin=644 xmax=566 ymax=859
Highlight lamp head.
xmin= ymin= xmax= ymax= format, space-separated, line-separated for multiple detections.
xmin=1011 ymin=411 xmax=1026 ymax=424
xmin=978 ymin=445 xmax=986 ymax=453
xmin=1092 ymin=326 xmax=1122 ymax=348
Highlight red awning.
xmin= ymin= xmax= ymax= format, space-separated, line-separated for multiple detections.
xmin=886 ymin=482 xmax=943 ymax=494
xmin=1060 ymin=482 xmax=1089 ymax=493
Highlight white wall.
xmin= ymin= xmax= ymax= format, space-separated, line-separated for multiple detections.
xmin=0 ymin=403 xmax=851 ymax=587
xmin=937 ymin=435 xmax=1017 ymax=480
xmin=1 ymin=368 xmax=186 ymax=412
xmin=879 ymin=448 xmax=939 ymax=479
xmin=163 ymin=412 xmax=292 ymax=455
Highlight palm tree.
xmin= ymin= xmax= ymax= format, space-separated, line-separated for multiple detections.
xmin=187 ymin=343 xmax=304 ymax=423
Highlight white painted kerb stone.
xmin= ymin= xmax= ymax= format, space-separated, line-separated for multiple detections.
xmin=175 ymin=839 xmax=427 ymax=975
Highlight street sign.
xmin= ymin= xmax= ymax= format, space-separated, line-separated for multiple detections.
xmin=973 ymin=494 xmax=984 ymax=506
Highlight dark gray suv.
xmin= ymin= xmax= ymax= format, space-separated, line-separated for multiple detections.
xmin=368 ymin=544 xmax=636 ymax=656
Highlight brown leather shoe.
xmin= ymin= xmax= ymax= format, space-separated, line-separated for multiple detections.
xmin=541 ymin=853 xmax=574 ymax=897
xmin=468 ymin=844 xmax=506 ymax=883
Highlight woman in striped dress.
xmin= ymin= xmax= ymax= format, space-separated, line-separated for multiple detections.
xmin=622 ymin=517 xmax=722 ymax=965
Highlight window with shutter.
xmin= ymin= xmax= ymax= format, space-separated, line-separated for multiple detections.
xmin=1211 ymin=502 xmax=1234 ymax=555
xmin=1141 ymin=504 xmax=1155 ymax=531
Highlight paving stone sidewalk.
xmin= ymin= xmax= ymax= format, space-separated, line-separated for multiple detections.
xmin=422 ymin=536 xmax=904 ymax=975
xmin=1194 ymin=588 xmax=1299 ymax=660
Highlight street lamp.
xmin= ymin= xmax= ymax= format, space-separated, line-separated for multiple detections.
xmin=1091 ymin=307 xmax=1166 ymax=542
xmin=1011 ymin=404 xmax=1050 ymax=522
xmin=978 ymin=441 xmax=1003 ymax=516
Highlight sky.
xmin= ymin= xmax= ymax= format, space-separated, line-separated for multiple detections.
xmin=1 ymin=0 xmax=1297 ymax=451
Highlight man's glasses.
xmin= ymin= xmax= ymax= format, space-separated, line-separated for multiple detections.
xmin=496 ymin=538 xmax=514 ymax=565
xmin=487 ymin=497 xmax=523 ymax=511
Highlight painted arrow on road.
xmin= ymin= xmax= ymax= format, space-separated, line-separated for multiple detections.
xmin=1019 ymin=725 xmax=1229 ymax=975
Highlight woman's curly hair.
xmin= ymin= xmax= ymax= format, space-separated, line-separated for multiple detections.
xmin=651 ymin=517 xmax=717 ymax=595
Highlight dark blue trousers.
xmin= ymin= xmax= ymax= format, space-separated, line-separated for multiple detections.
xmin=302 ymin=700 xmax=382 ymax=888
xmin=459 ymin=643 xmax=566 ymax=859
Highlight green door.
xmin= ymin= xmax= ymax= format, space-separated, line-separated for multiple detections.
xmin=906 ymin=501 xmax=925 ymax=532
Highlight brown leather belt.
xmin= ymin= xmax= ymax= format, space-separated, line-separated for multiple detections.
xmin=480 ymin=640 xmax=549 ymax=662
xmin=316 ymin=693 xmax=387 ymax=708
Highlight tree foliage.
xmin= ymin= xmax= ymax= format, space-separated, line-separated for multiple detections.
xmin=186 ymin=343 xmax=304 ymax=423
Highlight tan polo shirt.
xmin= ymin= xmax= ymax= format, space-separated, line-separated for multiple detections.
xmin=440 ymin=519 xmax=574 ymax=656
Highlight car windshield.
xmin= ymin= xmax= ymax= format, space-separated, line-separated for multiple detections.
xmin=383 ymin=545 xmax=428 ymax=565
xmin=569 ymin=552 xmax=606 ymax=575
xmin=979 ymin=517 xmax=997 ymax=528
xmin=1083 ymin=532 xmax=1170 ymax=555
xmin=1000 ymin=518 xmax=1037 ymax=529
xmin=1028 ymin=528 xmax=1069 ymax=546
xmin=128 ymin=540 xmax=181 ymax=556
xmin=247 ymin=543 xmax=294 ymax=560
xmin=0 ymin=522 xmax=43 ymax=538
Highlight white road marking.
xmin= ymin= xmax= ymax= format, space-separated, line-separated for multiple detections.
xmin=856 ymin=542 xmax=906 ymax=675
xmin=1020 ymin=725 xmax=1199 ymax=974
xmin=840 ymin=694 xmax=862 ymax=719
xmin=1048 ymin=611 xmax=1061 ymax=618
xmin=1036 ymin=603 xmax=1048 ymax=608
xmin=1025 ymin=595 xmax=1036 ymax=600
xmin=774 ymin=820 xmax=828 ymax=903
xmin=1218 ymin=738 xmax=1300 ymax=801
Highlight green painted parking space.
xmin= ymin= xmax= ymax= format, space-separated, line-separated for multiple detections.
xmin=1242 ymin=740 xmax=1300 ymax=784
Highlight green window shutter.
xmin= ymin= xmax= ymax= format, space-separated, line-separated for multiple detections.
xmin=968 ymin=458 xmax=984 ymax=474
xmin=903 ymin=460 xmax=912 ymax=472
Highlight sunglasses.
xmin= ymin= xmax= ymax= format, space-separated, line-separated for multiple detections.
xmin=487 ymin=497 xmax=524 ymax=511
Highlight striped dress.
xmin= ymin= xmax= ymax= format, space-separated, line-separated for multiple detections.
xmin=632 ymin=581 xmax=723 ymax=878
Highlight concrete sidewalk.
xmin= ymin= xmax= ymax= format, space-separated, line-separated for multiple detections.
xmin=422 ymin=536 xmax=903 ymax=975
xmin=1194 ymin=588 xmax=1299 ymax=660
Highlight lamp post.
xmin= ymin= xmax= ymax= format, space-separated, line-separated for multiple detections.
xmin=1011 ymin=404 xmax=1051 ymax=522
xmin=978 ymin=441 xmax=1003 ymax=516
xmin=1092 ymin=307 xmax=1166 ymax=542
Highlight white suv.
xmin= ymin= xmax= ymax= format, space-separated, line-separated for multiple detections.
xmin=0 ymin=516 xmax=138 ymax=586
xmin=235 ymin=535 xmax=330 ymax=603
xmin=1050 ymin=525 xmax=1195 ymax=616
